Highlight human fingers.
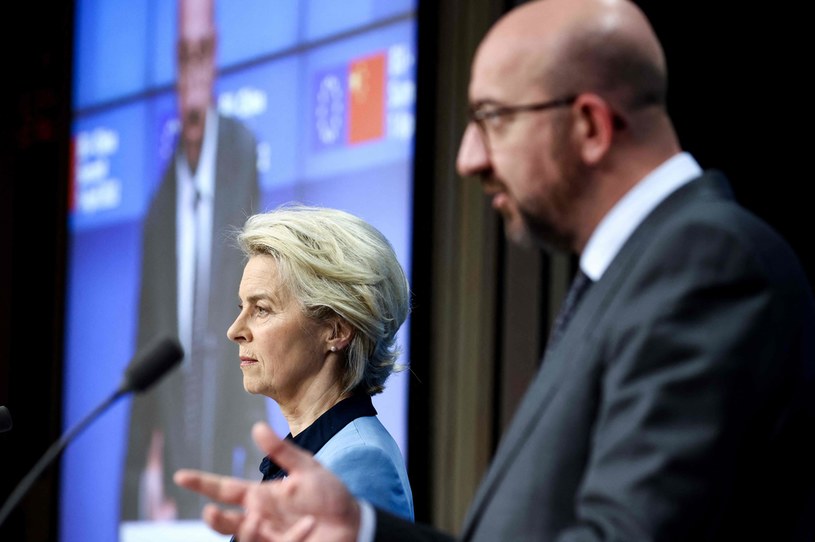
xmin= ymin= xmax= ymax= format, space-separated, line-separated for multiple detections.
xmin=279 ymin=516 xmax=316 ymax=542
xmin=202 ymin=503 xmax=245 ymax=535
xmin=174 ymin=468 xmax=251 ymax=505
xmin=237 ymin=508 xmax=288 ymax=542
xmin=240 ymin=515 xmax=314 ymax=542
xmin=252 ymin=422 xmax=319 ymax=474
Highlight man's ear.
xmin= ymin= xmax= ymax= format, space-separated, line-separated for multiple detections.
xmin=572 ymin=93 xmax=616 ymax=165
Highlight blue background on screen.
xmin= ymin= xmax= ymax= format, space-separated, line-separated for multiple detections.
xmin=72 ymin=0 xmax=415 ymax=109
xmin=64 ymin=1 xmax=417 ymax=541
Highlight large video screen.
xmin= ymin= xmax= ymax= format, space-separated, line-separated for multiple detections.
xmin=63 ymin=1 xmax=417 ymax=540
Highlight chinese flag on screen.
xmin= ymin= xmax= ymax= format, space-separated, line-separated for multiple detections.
xmin=348 ymin=52 xmax=385 ymax=144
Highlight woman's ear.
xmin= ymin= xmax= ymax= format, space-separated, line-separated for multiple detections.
xmin=327 ymin=316 xmax=354 ymax=352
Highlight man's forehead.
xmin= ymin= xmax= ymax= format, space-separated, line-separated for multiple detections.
xmin=469 ymin=36 xmax=547 ymax=103
xmin=179 ymin=0 xmax=215 ymax=40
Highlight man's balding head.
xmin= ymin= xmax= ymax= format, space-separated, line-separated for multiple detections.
xmin=459 ymin=0 xmax=681 ymax=254
xmin=477 ymin=0 xmax=667 ymax=114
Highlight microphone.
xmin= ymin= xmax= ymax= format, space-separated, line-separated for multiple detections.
xmin=0 ymin=336 xmax=183 ymax=527
xmin=117 ymin=335 xmax=185 ymax=394
xmin=0 ymin=406 xmax=11 ymax=433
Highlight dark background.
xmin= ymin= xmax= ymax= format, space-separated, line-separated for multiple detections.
xmin=1 ymin=1 xmax=73 ymax=540
xmin=1 ymin=1 xmax=811 ymax=541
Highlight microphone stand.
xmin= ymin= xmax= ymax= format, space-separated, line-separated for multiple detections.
xmin=0 ymin=335 xmax=182 ymax=528
xmin=0 ymin=388 xmax=127 ymax=527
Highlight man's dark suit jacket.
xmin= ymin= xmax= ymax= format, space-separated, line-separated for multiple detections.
xmin=121 ymin=114 xmax=268 ymax=520
xmin=377 ymin=171 xmax=815 ymax=541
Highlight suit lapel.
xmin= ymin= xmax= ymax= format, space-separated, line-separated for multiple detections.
xmin=459 ymin=286 xmax=601 ymax=538
xmin=211 ymin=115 xmax=239 ymax=308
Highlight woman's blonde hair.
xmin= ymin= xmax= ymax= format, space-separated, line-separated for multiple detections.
xmin=236 ymin=203 xmax=410 ymax=395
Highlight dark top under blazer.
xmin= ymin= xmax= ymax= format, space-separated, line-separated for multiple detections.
xmin=375 ymin=171 xmax=815 ymax=541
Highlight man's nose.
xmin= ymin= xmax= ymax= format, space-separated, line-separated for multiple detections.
xmin=456 ymin=122 xmax=491 ymax=178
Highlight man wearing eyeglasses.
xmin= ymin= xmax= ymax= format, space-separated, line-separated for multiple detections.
xmin=173 ymin=0 xmax=815 ymax=540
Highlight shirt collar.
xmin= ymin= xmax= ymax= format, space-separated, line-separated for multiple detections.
xmin=581 ymin=152 xmax=702 ymax=281
xmin=259 ymin=394 xmax=377 ymax=481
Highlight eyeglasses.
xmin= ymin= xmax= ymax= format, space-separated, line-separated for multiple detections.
xmin=468 ymin=95 xmax=577 ymax=148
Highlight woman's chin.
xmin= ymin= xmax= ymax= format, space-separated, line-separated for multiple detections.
xmin=241 ymin=377 xmax=266 ymax=396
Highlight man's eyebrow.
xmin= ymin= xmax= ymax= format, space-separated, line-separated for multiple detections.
xmin=470 ymin=98 xmax=502 ymax=109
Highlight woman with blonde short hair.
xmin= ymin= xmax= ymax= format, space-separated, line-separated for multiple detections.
xmin=226 ymin=203 xmax=413 ymax=520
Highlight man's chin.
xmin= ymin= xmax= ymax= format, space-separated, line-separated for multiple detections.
xmin=504 ymin=222 xmax=536 ymax=250
xmin=181 ymin=132 xmax=204 ymax=151
xmin=504 ymin=222 xmax=571 ymax=255
xmin=181 ymin=113 xmax=206 ymax=146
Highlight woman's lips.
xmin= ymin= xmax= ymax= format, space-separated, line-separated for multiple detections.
xmin=240 ymin=356 xmax=258 ymax=367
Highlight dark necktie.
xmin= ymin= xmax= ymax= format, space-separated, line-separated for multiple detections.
xmin=544 ymin=269 xmax=593 ymax=357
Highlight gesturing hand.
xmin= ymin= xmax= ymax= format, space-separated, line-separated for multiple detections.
xmin=174 ymin=421 xmax=361 ymax=542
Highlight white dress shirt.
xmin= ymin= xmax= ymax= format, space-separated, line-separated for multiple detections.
xmin=176 ymin=108 xmax=218 ymax=366
xmin=581 ymin=152 xmax=702 ymax=280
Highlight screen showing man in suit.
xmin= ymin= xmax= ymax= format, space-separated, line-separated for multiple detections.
xmin=174 ymin=0 xmax=815 ymax=540
xmin=119 ymin=0 xmax=268 ymax=525
xmin=63 ymin=1 xmax=417 ymax=541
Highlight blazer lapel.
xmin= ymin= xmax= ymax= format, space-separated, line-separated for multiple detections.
xmin=459 ymin=286 xmax=601 ymax=538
